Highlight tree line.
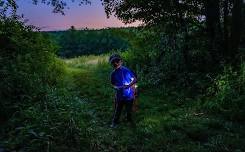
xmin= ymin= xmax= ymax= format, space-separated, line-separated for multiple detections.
xmin=103 ymin=0 xmax=245 ymax=67
xmin=47 ymin=26 xmax=129 ymax=58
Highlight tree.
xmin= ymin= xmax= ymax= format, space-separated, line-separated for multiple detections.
xmin=204 ymin=0 xmax=222 ymax=64
xmin=230 ymin=0 xmax=243 ymax=62
xmin=103 ymin=0 xmax=202 ymax=27
xmin=0 ymin=0 xmax=90 ymax=15
xmin=102 ymin=0 xmax=244 ymax=65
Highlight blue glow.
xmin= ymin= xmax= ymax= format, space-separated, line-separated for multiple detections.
xmin=110 ymin=66 xmax=136 ymax=101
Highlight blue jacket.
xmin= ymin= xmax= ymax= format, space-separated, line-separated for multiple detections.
xmin=110 ymin=66 xmax=136 ymax=101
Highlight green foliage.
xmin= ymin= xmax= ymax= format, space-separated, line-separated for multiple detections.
xmin=120 ymin=27 xmax=211 ymax=95
xmin=1 ymin=44 xmax=245 ymax=151
xmin=0 ymin=17 xmax=66 ymax=120
xmin=103 ymin=0 xmax=202 ymax=26
xmin=47 ymin=27 xmax=129 ymax=58
xmin=104 ymin=0 xmax=245 ymax=64
xmin=204 ymin=63 xmax=245 ymax=121
xmin=1 ymin=1 xmax=245 ymax=151
xmin=0 ymin=17 xmax=92 ymax=151
xmin=54 ymin=55 xmax=245 ymax=152
xmin=1 ymin=88 xmax=91 ymax=151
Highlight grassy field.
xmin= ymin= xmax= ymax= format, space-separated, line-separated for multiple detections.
xmin=60 ymin=55 xmax=245 ymax=152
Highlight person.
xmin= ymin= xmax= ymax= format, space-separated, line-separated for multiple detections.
xmin=109 ymin=54 xmax=137 ymax=128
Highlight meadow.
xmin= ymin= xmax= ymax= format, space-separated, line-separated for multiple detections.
xmin=4 ymin=54 xmax=239 ymax=152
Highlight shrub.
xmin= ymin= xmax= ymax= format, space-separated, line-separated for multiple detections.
xmin=0 ymin=16 xmax=92 ymax=151
xmin=204 ymin=63 xmax=245 ymax=121
xmin=0 ymin=17 xmax=65 ymax=121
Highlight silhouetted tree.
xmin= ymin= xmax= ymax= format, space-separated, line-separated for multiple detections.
xmin=102 ymin=0 xmax=244 ymax=65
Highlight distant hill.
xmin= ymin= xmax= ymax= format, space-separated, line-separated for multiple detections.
xmin=44 ymin=27 xmax=135 ymax=58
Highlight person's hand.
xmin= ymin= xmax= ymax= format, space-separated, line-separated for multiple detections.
xmin=123 ymin=85 xmax=130 ymax=89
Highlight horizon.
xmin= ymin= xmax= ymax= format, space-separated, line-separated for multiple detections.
xmin=42 ymin=26 xmax=138 ymax=32
xmin=17 ymin=0 xmax=140 ymax=31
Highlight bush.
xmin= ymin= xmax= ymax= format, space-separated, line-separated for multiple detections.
xmin=0 ymin=17 xmax=65 ymax=120
xmin=121 ymin=27 xmax=211 ymax=94
xmin=0 ymin=16 xmax=94 ymax=151
xmin=204 ymin=63 xmax=245 ymax=121
xmin=1 ymin=87 xmax=91 ymax=151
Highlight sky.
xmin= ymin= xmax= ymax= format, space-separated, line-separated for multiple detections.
xmin=17 ymin=0 xmax=139 ymax=31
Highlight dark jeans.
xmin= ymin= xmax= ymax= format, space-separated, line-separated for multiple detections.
xmin=112 ymin=100 xmax=133 ymax=124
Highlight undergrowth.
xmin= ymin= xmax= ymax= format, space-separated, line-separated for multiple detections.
xmin=1 ymin=54 xmax=245 ymax=151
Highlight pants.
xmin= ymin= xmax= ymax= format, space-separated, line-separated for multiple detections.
xmin=112 ymin=100 xmax=133 ymax=124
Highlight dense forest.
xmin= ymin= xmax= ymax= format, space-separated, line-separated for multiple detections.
xmin=47 ymin=27 xmax=129 ymax=57
xmin=1 ymin=0 xmax=245 ymax=152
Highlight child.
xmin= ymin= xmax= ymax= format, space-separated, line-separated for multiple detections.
xmin=109 ymin=54 xmax=137 ymax=128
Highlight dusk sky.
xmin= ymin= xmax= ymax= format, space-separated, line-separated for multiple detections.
xmin=17 ymin=0 xmax=139 ymax=31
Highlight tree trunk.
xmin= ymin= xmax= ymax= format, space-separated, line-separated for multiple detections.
xmin=230 ymin=0 xmax=243 ymax=64
xmin=175 ymin=0 xmax=190 ymax=71
xmin=205 ymin=0 xmax=222 ymax=66
xmin=223 ymin=0 xmax=229 ymax=60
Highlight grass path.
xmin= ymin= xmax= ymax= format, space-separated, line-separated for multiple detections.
xmin=62 ymin=55 xmax=245 ymax=152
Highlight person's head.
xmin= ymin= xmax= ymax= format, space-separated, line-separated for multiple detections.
xmin=109 ymin=54 xmax=123 ymax=69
